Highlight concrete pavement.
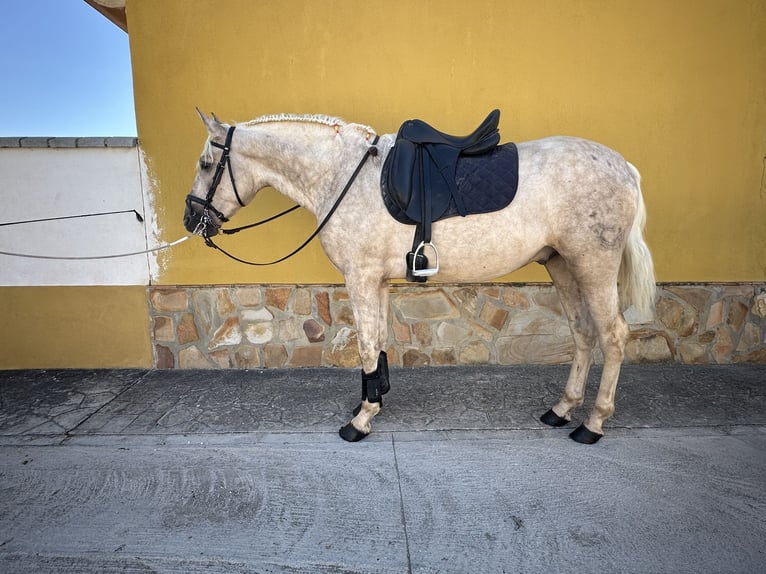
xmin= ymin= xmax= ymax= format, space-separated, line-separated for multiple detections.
xmin=1 ymin=364 xmax=764 ymax=573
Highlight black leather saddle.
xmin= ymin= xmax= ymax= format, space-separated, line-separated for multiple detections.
xmin=381 ymin=110 xmax=502 ymax=281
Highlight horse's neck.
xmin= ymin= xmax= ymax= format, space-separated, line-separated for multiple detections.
xmin=238 ymin=122 xmax=367 ymax=215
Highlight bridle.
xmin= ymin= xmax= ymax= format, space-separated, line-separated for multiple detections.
xmin=186 ymin=124 xmax=380 ymax=266
xmin=185 ymin=125 xmax=243 ymax=237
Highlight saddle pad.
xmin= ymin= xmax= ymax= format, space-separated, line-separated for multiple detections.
xmin=382 ymin=142 xmax=519 ymax=225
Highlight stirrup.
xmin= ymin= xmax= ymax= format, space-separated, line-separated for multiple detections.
xmin=411 ymin=241 xmax=439 ymax=277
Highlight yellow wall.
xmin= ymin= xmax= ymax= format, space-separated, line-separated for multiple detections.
xmin=128 ymin=0 xmax=766 ymax=285
xmin=0 ymin=286 xmax=153 ymax=369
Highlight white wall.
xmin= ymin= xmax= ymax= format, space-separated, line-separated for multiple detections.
xmin=0 ymin=139 xmax=155 ymax=286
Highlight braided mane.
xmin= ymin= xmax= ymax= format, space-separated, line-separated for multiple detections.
xmin=201 ymin=114 xmax=347 ymax=165
xmin=200 ymin=113 xmax=377 ymax=167
xmin=241 ymin=113 xmax=376 ymax=137
xmin=242 ymin=113 xmax=346 ymax=128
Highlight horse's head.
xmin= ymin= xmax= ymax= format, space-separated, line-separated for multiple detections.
xmin=184 ymin=110 xmax=253 ymax=237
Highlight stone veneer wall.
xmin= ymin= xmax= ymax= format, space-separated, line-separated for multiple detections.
xmin=148 ymin=283 xmax=766 ymax=369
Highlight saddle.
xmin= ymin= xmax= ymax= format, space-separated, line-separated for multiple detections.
xmin=381 ymin=109 xmax=503 ymax=281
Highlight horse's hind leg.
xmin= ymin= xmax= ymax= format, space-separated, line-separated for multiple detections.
xmin=567 ymin=261 xmax=629 ymax=444
xmin=339 ymin=276 xmax=389 ymax=442
xmin=541 ymin=250 xmax=629 ymax=443
xmin=540 ymin=254 xmax=598 ymax=428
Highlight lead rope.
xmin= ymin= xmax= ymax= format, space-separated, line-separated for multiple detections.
xmin=203 ymin=136 xmax=379 ymax=266
xmin=0 ymin=235 xmax=191 ymax=260
xmin=0 ymin=208 xmax=192 ymax=260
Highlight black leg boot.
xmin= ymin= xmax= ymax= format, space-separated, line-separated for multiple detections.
xmin=340 ymin=352 xmax=391 ymax=441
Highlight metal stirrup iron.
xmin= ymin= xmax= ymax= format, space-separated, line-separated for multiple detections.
xmin=411 ymin=241 xmax=439 ymax=277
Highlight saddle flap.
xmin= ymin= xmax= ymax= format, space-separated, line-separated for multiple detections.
xmin=382 ymin=140 xmax=455 ymax=223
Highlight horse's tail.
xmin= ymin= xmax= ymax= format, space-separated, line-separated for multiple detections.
xmin=618 ymin=163 xmax=656 ymax=316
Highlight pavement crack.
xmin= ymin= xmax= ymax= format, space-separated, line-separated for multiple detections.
xmin=65 ymin=371 xmax=151 ymax=438
xmin=391 ymin=434 xmax=413 ymax=574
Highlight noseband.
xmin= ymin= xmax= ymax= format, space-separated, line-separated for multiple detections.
xmin=185 ymin=125 xmax=245 ymax=236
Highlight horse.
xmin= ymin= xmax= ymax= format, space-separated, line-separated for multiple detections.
xmin=183 ymin=110 xmax=656 ymax=444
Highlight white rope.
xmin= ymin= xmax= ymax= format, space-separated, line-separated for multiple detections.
xmin=0 ymin=235 xmax=191 ymax=261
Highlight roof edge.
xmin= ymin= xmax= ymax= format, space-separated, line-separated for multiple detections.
xmin=83 ymin=0 xmax=128 ymax=33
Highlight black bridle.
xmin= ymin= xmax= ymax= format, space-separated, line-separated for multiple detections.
xmin=185 ymin=125 xmax=244 ymax=236
xmin=186 ymin=124 xmax=380 ymax=266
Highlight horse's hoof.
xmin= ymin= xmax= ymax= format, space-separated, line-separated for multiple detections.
xmin=339 ymin=423 xmax=369 ymax=442
xmin=569 ymin=424 xmax=603 ymax=444
xmin=540 ymin=409 xmax=569 ymax=428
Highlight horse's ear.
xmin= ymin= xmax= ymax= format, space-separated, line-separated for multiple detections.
xmin=196 ymin=107 xmax=227 ymax=140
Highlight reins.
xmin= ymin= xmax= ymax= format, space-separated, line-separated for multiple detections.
xmin=220 ymin=204 xmax=301 ymax=235
xmin=200 ymin=134 xmax=380 ymax=266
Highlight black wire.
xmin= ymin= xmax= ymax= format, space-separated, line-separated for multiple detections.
xmin=0 ymin=209 xmax=144 ymax=227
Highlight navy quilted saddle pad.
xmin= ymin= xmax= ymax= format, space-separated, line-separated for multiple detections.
xmin=381 ymin=142 xmax=519 ymax=225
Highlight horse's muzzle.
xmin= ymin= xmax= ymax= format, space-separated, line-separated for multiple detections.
xmin=183 ymin=197 xmax=219 ymax=237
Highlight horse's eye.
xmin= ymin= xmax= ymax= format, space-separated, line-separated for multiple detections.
xmin=199 ymin=158 xmax=212 ymax=171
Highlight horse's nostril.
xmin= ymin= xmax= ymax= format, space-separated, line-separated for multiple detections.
xmin=183 ymin=210 xmax=197 ymax=233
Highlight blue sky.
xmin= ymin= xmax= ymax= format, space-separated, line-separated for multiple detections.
xmin=0 ymin=0 xmax=136 ymax=137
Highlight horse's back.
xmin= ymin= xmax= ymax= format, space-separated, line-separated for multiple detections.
xmin=517 ymin=136 xmax=639 ymax=192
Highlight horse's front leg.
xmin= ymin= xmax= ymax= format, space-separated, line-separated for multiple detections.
xmin=339 ymin=276 xmax=389 ymax=442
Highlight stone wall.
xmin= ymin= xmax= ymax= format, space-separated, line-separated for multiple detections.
xmin=148 ymin=283 xmax=766 ymax=369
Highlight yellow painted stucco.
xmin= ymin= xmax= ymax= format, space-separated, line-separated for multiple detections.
xmin=128 ymin=0 xmax=766 ymax=285
xmin=0 ymin=286 xmax=153 ymax=369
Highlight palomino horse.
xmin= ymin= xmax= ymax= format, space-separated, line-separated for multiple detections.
xmin=184 ymin=111 xmax=655 ymax=444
